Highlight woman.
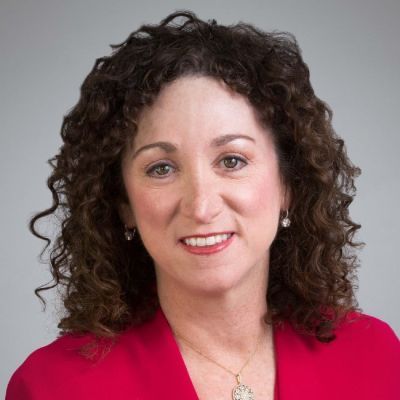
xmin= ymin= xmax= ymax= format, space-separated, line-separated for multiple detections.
xmin=6 ymin=10 xmax=399 ymax=400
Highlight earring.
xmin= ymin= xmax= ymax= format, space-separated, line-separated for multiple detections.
xmin=124 ymin=225 xmax=136 ymax=241
xmin=280 ymin=210 xmax=291 ymax=228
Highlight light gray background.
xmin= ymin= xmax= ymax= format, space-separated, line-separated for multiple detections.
xmin=1 ymin=0 xmax=399 ymax=395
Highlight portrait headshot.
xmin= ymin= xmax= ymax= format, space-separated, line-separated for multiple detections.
xmin=1 ymin=1 xmax=399 ymax=399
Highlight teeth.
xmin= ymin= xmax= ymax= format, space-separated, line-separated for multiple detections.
xmin=183 ymin=233 xmax=232 ymax=247
xmin=187 ymin=238 xmax=197 ymax=246
xmin=206 ymin=236 xmax=216 ymax=246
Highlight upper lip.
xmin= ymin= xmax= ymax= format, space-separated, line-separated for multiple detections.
xmin=179 ymin=231 xmax=234 ymax=241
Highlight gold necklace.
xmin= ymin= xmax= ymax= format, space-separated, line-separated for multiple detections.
xmin=174 ymin=328 xmax=266 ymax=400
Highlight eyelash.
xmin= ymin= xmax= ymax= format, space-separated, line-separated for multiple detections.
xmin=145 ymin=155 xmax=248 ymax=179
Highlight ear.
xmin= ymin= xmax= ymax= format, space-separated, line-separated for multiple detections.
xmin=118 ymin=201 xmax=136 ymax=228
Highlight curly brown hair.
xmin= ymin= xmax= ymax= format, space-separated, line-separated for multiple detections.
xmin=31 ymin=10 xmax=362 ymax=343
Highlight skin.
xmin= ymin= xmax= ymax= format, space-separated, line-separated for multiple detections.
xmin=120 ymin=76 xmax=288 ymax=398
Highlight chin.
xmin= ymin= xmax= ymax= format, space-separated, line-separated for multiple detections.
xmin=185 ymin=270 xmax=247 ymax=297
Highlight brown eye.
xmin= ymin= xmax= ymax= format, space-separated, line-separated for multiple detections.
xmin=154 ymin=165 xmax=171 ymax=175
xmin=222 ymin=156 xmax=247 ymax=170
xmin=224 ymin=157 xmax=238 ymax=168
xmin=146 ymin=163 xmax=175 ymax=178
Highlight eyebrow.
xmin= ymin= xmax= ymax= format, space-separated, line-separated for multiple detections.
xmin=132 ymin=134 xmax=255 ymax=159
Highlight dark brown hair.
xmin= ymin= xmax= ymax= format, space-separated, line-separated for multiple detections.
xmin=32 ymin=10 xmax=362 ymax=342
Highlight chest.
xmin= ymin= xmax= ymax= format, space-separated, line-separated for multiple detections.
xmin=181 ymin=345 xmax=277 ymax=400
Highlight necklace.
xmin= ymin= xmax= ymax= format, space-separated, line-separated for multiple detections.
xmin=174 ymin=328 xmax=266 ymax=400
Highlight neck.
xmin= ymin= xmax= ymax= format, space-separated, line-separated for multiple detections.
xmin=157 ymin=266 xmax=270 ymax=357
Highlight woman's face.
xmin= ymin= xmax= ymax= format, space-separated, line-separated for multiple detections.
xmin=121 ymin=76 xmax=287 ymax=295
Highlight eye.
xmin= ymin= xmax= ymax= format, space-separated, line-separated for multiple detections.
xmin=220 ymin=155 xmax=248 ymax=170
xmin=146 ymin=162 xmax=175 ymax=178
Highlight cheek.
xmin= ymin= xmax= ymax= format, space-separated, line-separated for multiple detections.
xmin=128 ymin=183 xmax=175 ymax=230
xmin=235 ymin=173 xmax=282 ymax=219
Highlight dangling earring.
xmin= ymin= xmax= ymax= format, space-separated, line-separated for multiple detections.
xmin=280 ymin=210 xmax=291 ymax=228
xmin=124 ymin=225 xmax=136 ymax=241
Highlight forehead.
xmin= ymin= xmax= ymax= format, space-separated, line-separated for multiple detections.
xmin=134 ymin=76 xmax=268 ymax=146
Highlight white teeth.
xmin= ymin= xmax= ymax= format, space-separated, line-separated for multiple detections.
xmin=183 ymin=233 xmax=232 ymax=247
xmin=197 ymin=237 xmax=206 ymax=246
xmin=205 ymin=236 xmax=216 ymax=246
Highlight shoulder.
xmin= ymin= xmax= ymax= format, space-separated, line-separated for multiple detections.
xmin=325 ymin=312 xmax=399 ymax=396
xmin=275 ymin=312 xmax=400 ymax=398
xmin=6 ymin=332 xmax=100 ymax=398
xmin=330 ymin=311 xmax=399 ymax=354
xmin=5 ymin=314 xmax=164 ymax=399
xmin=5 ymin=309 xmax=181 ymax=399
xmin=303 ymin=311 xmax=400 ymax=363
xmin=278 ymin=310 xmax=399 ymax=347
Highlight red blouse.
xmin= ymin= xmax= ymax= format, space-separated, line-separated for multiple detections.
xmin=6 ymin=308 xmax=400 ymax=399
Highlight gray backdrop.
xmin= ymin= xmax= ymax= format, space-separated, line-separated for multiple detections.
xmin=1 ymin=0 xmax=399 ymax=394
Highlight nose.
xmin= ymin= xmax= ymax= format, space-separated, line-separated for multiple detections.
xmin=179 ymin=171 xmax=223 ymax=224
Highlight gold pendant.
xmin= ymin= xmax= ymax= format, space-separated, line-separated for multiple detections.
xmin=232 ymin=374 xmax=255 ymax=400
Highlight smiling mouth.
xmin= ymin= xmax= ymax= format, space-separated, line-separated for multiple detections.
xmin=180 ymin=233 xmax=234 ymax=247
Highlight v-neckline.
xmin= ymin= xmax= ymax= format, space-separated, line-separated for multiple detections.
xmin=154 ymin=307 xmax=280 ymax=400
